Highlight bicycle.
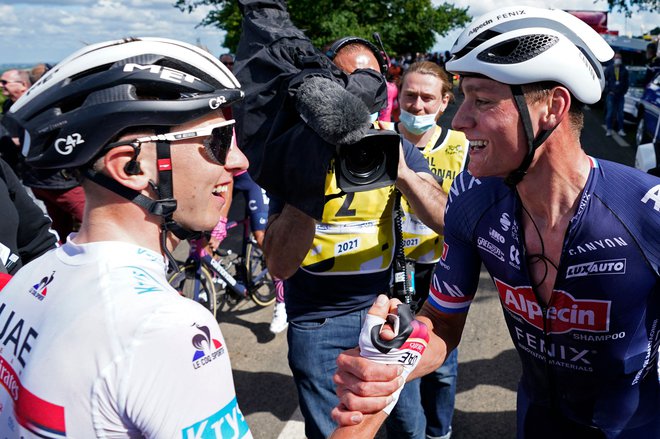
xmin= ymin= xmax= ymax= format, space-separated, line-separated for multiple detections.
xmin=167 ymin=216 xmax=277 ymax=317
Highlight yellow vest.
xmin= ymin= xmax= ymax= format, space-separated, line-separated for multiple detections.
xmin=301 ymin=122 xmax=397 ymax=275
xmin=401 ymin=126 xmax=468 ymax=263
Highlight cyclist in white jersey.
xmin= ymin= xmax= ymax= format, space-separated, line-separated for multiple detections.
xmin=0 ymin=38 xmax=252 ymax=438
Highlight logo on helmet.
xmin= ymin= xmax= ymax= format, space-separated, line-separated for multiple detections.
xmin=123 ymin=63 xmax=198 ymax=85
xmin=54 ymin=133 xmax=85 ymax=155
xmin=209 ymin=96 xmax=227 ymax=110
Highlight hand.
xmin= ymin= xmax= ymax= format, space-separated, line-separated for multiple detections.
xmin=332 ymin=294 xmax=429 ymax=426
xmin=395 ymin=143 xmax=412 ymax=182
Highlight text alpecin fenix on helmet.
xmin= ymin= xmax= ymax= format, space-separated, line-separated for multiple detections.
xmin=445 ymin=6 xmax=614 ymax=185
xmin=8 ymin=36 xmax=243 ymax=170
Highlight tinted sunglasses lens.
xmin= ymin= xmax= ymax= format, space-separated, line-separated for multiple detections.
xmin=204 ymin=125 xmax=233 ymax=164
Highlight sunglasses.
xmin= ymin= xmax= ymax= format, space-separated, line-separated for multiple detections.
xmin=0 ymin=79 xmax=23 ymax=86
xmin=109 ymin=119 xmax=235 ymax=165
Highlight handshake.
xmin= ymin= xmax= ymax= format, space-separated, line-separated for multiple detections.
xmin=332 ymin=295 xmax=431 ymax=430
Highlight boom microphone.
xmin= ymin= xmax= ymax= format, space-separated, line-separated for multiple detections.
xmin=295 ymin=76 xmax=371 ymax=146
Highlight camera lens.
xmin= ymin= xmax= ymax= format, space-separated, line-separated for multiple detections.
xmin=340 ymin=143 xmax=387 ymax=185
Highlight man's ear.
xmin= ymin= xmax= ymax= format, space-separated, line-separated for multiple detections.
xmin=543 ymin=86 xmax=571 ymax=129
xmin=102 ymin=145 xmax=152 ymax=191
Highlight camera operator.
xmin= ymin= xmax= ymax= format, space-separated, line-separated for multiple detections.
xmin=235 ymin=2 xmax=444 ymax=435
xmin=264 ymin=40 xmax=445 ymax=439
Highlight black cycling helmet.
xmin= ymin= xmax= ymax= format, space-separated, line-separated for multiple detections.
xmin=8 ymin=36 xmax=243 ymax=169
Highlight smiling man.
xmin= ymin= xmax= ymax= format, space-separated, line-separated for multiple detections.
xmin=331 ymin=6 xmax=660 ymax=439
xmin=0 ymin=38 xmax=252 ymax=437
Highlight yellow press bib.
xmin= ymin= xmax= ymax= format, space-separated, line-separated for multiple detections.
xmin=302 ymin=121 xmax=397 ymax=275
xmin=401 ymin=126 xmax=468 ymax=263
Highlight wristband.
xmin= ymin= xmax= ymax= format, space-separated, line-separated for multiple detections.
xmin=358 ymin=304 xmax=428 ymax=414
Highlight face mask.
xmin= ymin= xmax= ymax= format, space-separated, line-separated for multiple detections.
xmin=399 ymin=109 xmax=439 ymax=135
xmin=369 ymin=112 xmax=379 ymax=124
xmin=614 ymin=59 xmax=622 ymax=66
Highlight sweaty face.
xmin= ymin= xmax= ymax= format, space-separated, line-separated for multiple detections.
xmin=452 ymin=77 xmax=527 ymax=178
xmin=399 ymin=72 xmax=449 ymax=117
xmin=333 ymin=47 xmax=380 ymax=74
xmin=168 ymin=113 xmax=248 ymax=231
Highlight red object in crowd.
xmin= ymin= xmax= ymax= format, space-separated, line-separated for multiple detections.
xmin=0 ymin=273 xmax=11 ymax=291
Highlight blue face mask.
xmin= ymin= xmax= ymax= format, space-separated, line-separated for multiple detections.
xmin=399 ymin=109 xmax=438 ymax=135
xmin=369 ymin=112 xmax=379 ymax=124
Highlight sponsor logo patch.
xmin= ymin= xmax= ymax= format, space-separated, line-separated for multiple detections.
xmin=29 ymin=271 xmax=55 ymax=301
xmin=495 ymin=278 xmax=611 ymax=334
xmin=181 ymin=396 xmax=250 ymax=438
xmin=477 ymin=237 xmax=505 ymax=262
xmin=191 ymin=325 xmax=225 ymax=369
xmin=566 ymin=258 xmax=626 ymax=279
xmin=54 ymin=133 xmax=84 ymax=155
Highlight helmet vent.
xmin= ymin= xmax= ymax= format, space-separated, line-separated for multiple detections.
xmin=82 ymin=84 xmax=137 ymax=107
xmin=477 ymin=34 xmax=559 ymax=64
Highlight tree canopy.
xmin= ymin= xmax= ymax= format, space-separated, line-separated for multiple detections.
xmin=174 ymin=0 xmax=471 ymax=55
xmin=607 ymin=0 xmax=659 ymax=16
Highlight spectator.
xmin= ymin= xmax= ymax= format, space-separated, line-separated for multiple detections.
xmin=603 ymin=52 xmax=629 ymax=137
xmin=387 ymin=58 xmax=404 ymax=84
xmin=644 ymin=42 xmax=659 ymax=85
xmin=29 ymin=62 xmax=52 ymax=84
xmin=0 ymin=69 xmax=30 ymax=172
xmin=396 ymin=61 xmax=469 ymax=439
xmin=378 ymin=73 xmax=399 ymax=123
xmin=220 ymin=52 xmax=235 ymax=71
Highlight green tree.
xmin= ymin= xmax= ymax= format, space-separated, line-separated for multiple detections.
xmin=606 ymin=0 xmax=659 ymax=15
xmin=174 ymin=0 xmax=470 ymax=55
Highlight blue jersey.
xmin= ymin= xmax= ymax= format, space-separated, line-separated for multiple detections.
xmin=429 ymin=158 xmax=660 ymax=438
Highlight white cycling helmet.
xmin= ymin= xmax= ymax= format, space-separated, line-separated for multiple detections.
xmin=10 ymin=37 xmax=241 ymax=169
xmin=446 ymin=6 xmax=613 ymax=104
xmin=446 ymin=6 xmax=613 ymax=185
xmin=7 ymin=37 xmax=244 ymax=268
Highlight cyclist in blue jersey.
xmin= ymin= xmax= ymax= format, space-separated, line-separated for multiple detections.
xmin=330 ymin=6 xmax=660 ymax=439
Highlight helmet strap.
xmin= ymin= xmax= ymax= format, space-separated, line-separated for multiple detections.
xmin=152 ymin=134 xmax=199 ymax=271
xmin=505 ymin=85 xmax=554 ymax=187
xmin=84 ymin=131 xmax=200 ymax=271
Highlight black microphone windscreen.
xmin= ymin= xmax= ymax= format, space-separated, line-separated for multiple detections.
xmin=295 ymin=76 xmax=370 ymax=145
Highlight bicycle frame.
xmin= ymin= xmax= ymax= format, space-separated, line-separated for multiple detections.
xmin=201 ymin=253 xmax=247 ymax=297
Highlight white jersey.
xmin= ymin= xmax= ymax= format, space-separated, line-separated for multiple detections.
xmin=0 ymin=237 xmax=251 ymax=438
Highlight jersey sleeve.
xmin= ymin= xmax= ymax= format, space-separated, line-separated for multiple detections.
xmin=596 ymin=160 xmax=660 ymax=275
xmin=427 ymin=172 xmax=485 ymax=314
xmin=402 ymin=138 xmax=432 ymax=175
xmin=103 ymin=299 xmax=252 ymax=438
xmin=0 ymin=159 xmax=57 ymax=273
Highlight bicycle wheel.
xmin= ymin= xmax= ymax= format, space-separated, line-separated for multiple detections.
xmin=245 ymin=241 xmax=276 ymax=307
xmin=167 ymin=262 xmax=218 ymax=318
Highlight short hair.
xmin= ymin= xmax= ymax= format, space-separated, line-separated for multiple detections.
xmin=523 ymin=82 xmax=584 ymax=134
xmin=29 ymin=63 xmax=51 ymax=84
xmin=401 ymin=61 xmax=454 ymax=102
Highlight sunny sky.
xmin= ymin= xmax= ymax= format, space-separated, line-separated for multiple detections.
xmin=0 ymin=0 xmax=657 ymax=65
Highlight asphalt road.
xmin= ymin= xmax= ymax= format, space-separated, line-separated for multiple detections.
xmin=195 ymin=95 xmax=638 ymax=439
